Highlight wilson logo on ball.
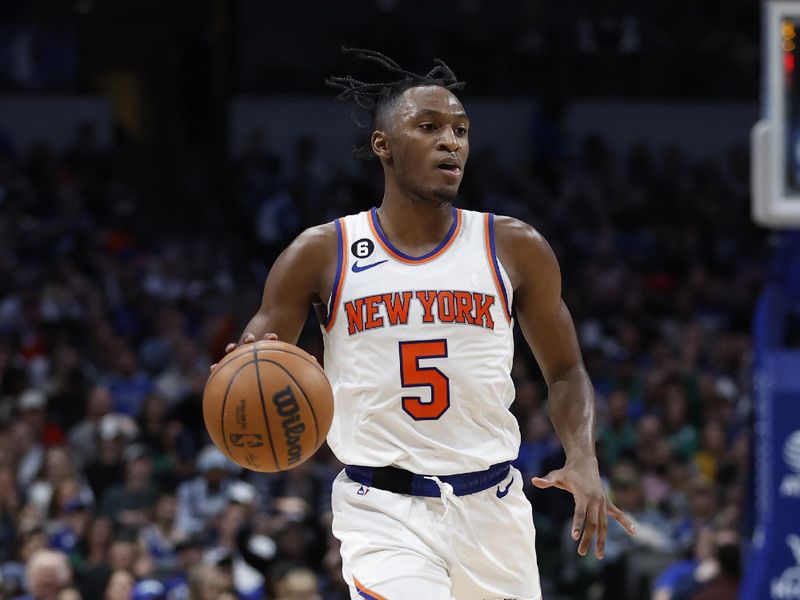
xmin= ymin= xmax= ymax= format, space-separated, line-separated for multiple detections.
xmin=229 ymin=433 xmax=264 ymax=448
xmin=272 ymin=385 xmax=306 ymax=465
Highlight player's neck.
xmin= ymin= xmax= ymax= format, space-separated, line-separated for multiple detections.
xmin=376 ymin=194 xmax=454 ymax=252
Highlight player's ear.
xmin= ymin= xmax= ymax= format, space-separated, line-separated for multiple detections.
xmin=371 ymin=130 xmax=390 ymax=160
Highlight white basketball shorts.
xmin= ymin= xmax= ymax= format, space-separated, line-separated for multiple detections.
xmin=331 ymin=466 xmax=542 ymax=600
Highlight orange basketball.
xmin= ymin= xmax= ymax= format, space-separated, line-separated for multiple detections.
xmin=203 ymin=340 xmax=334 ymax=472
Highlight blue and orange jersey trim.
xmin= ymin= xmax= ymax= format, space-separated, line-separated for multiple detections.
xmin=324 ymin=218 xmax=348 ymax=331
xmin=483 ymin=212 xmax=512 ymax=323
xmin=353 ymin=577 xmax=387 ymax=600
xmin=369 ymin=206 xmax=462 ymax=265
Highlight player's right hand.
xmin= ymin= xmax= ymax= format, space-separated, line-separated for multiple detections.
xmin=210 ymin=332 xmax=279 ymax=372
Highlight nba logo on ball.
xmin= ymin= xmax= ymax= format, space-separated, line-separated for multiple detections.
xmin=203 ymin=341 xmax=334 ymax=472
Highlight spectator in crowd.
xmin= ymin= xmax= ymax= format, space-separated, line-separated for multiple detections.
xmin=689 ymin=528 xmax=741 ymax=600
xmin=83 ymin=414 xmax=136 ymax=501
xmin=17 ymin=549 xmax=71 ymax=600
xmin=662 ymin=383 xmax=698 ymax=463
xmin=54 ymin=588 xmax=81 ymax=600
xmin=694 ymin=421 xmax=728 ymax=481
xmin=138 ymin=493 xmax=179 ymax=576
xmin=187 ymin=564 xmax=232 ymax=600
xmin=48 ymin=496 xmax=90 ymax=561
xmin=652 ymin=526 xmax=715 ymax=600
xmin=573 ymin=462 xmax=676 ymax=600
xmin=100 ymin=444 xmax=158 ymax=530
xmin=175 ymin=446 xmax=242 ymax=535
xmin=80 ymin=515 xmax=113 ymax=574
xmin=597 ymin=390 xmax=638 ymax=469
xmin=275 ymin=567 xmax=322 ymax=600
xmin=154 ymin=339 xmax=208 ymax=407
xmin=102 ymin=348 xmax=153 ymax=418
xmin=160 ymin=534 xmax=204 ymax=599
xmin=16 ymin=389 xmax=64 ymax=449
xmin=0 ymin=464 xmax=20 ymax=563
xmin=67 ymin=386 xmax=113 ymax=470
xmin=204 ymin=488 xmax=270 ymax=600
xmin=27 ymin=447 xmax=92 ymax=520
xmin=102 ymin=569 xmax=133 ymax=600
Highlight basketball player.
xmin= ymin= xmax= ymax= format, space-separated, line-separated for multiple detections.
xmin=218 ymin=48 xmax=636 ymax=599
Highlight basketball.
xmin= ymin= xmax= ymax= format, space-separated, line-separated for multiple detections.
xmin=203 ymin=340 xmax=334 ymax=472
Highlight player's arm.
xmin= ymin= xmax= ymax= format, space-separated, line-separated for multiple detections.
xmin=233 ymin=223 xmax=338 ymax=347
xmin=493 ymin=216 xmax=635 ymax=559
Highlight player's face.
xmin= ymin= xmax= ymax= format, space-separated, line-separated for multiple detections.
xmin=381 ymin=85 xmax=469 ymax=203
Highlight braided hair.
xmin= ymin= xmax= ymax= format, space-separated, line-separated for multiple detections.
xmin=326 ymin=47 xmax=465 ymax=159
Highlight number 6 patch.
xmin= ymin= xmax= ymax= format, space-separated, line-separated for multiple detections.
xmin=351 ymin=238 xmax=375 ymax=259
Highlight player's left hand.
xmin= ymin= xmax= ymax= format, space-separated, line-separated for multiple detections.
xmin=532 ymin=456 xmax=636 ymax=559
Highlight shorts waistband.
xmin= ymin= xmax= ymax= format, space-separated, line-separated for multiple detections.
xmin=344 ymin=462 xmax=511 ymax=497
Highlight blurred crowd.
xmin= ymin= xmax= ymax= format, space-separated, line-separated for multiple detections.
xmin=0 ymin=0 xmax=759 ymax=99
xmin=241 ymin=0 xmax=758 ymax=98
xmin=0 ymin=108 xmax=765 ymax=600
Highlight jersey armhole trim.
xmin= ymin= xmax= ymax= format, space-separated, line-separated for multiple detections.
xmin=353 ymin=577 xmax=387 ymax=600
xmin=324 ymin=218 xmax=348 ymax=331
xmin=484 ymin=212 xmax=512 ymax=323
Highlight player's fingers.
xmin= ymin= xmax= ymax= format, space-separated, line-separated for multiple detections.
xmin=225 ymin=342 xmax=236 ymax=353
xmin=578 ymin=497 xmax=599 ymax=556
xmin=531 ymin=472 xmax=558 ymax=490
xmin=530 ymin=476 xmax=553 ymax=489
xmin=262 ymin=333 xmax=278 ymax=341
xmin=571 ymin=497 xmax=588 ymax=541
xmin=209 ymin=363 xmax=218 ymax=373
xmin=243 ymin=333 xmax=256 ymax=344
xmin=532 ymin=469 xmax=570 ymax=491
xmin=608 ymin=502 xmax=637 ymax=536
xmin=595 ymin=499 xmax=608 ymax=559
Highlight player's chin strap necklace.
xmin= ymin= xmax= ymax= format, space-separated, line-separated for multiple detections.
xmin=424 ymin=476 xmax=465 ymax=519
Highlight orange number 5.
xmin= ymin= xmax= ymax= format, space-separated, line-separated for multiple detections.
xmin=398 ymin=339 xmax=450 ymax=420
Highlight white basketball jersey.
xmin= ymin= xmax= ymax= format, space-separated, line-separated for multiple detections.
xmin=321 ymin=207 xmax=519 ymax=475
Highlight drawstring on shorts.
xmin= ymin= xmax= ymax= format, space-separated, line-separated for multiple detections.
xmin=424 ymin=475 xmax=465 ymax=519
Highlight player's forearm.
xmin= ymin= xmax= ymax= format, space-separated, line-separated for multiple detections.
xmin=547 ymin=364 xmax=597 ymax=462
xmin=239 ymin=306 xmax=305 ymax=345
xmin=240 ymin=311 xmax=272 ymax=343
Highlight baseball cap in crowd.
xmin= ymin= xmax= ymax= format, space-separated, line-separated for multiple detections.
xmin=17 ymin=388 xmax=46 ymax=412
xmin=98 ymin=413 xmax=139 ymax=440
xmin=196 ymin=445 xmax=237 ymax=474
xmin=227 ymin=480 xmax=256 ymax=506
xmin=132 ymin=579 xmax=165 ymax=600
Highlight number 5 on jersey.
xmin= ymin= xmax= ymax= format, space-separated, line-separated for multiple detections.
xmin=398 ymin=339 xmax=450 ymax=420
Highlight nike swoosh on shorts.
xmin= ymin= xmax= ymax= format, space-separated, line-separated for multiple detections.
xmin=496 ymin=477 xmax=514 ymax=498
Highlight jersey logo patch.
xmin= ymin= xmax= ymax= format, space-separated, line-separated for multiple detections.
xmin=351 ymin=259 xmax=388 ymax=273
xmin=351 ymin=238 xmax=375 ymax=258
xmin=496 ymin=478 xmax=513 ymax=498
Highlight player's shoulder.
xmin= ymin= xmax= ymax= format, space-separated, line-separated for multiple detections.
xmin=492 ymin=214 xmax=552 ymax=256
xmin=291 ymin=220 xmax=338 ymax=254
xmin=277 ymin=221 xmax=340 ymax=279
xmin=491 ymin=214 xmax=559 ymax=287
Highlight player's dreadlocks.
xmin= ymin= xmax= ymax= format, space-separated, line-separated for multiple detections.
xmin=326 ymin=47 xmax=465 ymax=159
